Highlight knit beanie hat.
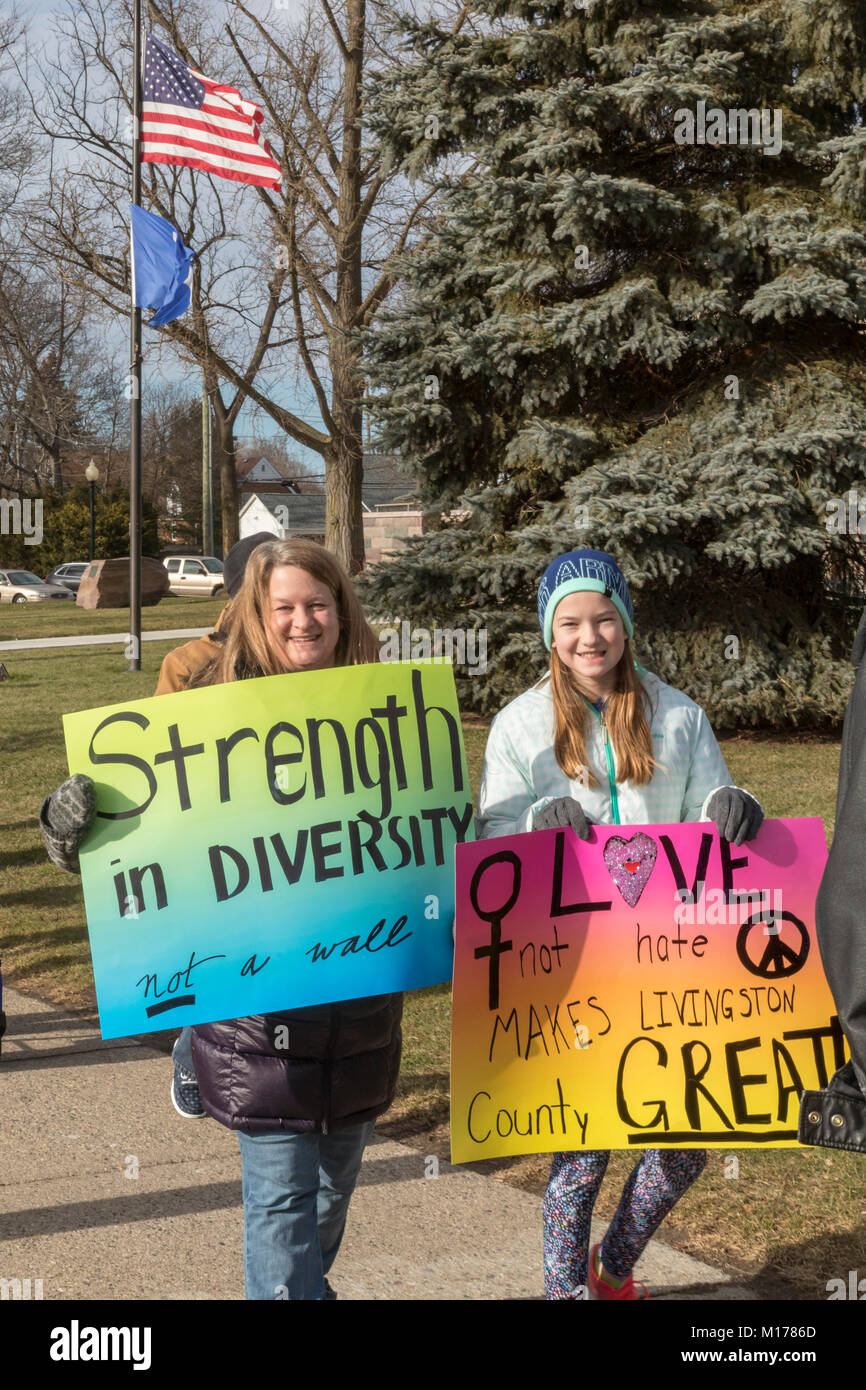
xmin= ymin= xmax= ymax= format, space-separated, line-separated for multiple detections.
xmin=223 ymin=531 xmax=274 ymax=598
xmin=537 ymin=548 xmax=634 ymax=650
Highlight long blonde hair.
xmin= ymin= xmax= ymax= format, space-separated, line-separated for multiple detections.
xmin=550 ymin=640 xmax=659 ymax=786
xmin=188 ymin=539 xmax=378 ymax=686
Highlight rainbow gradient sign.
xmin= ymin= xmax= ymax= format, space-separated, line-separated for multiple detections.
xmin=450 ymin=818 xmax=843 ymax=1161
xmin=63 ymin=662 xmax=473 ymax=1039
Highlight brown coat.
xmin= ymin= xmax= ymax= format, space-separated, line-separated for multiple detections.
xmin=154 ymin=605 xmax=230 ymax=695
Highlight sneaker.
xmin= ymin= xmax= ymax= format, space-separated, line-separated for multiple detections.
xmin=587 ymin=1243 xmax=649 ymax=1301
xmin=171 ymin=1057 xmax=205 ymax=1118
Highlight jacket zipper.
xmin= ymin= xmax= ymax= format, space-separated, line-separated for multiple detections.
xmin=321 ymin=1005 xmax=339 ymax=1134
xmin=582 ymin=698 xmax=620 ymax=826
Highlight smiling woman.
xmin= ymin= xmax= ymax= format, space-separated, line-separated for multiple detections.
xmin=37 ymin=539 xmax=404 ymax=1302
xmin=170 ymin=537 xmax=400 ymax=1302
xmin=188 ymin=539 xmax=378 ymax=686
xmin=266 ymin=565 xmax=341 ymax=672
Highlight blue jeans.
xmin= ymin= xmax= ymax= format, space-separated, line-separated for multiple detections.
xmin=173 ymin=1026 xmax=195 ymax=1072
xmin=237 ymin=1119 xmax=376 ymax=1300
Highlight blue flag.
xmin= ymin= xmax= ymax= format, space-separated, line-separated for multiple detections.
xmin=129 ymin=203 xmax=194 ymax=327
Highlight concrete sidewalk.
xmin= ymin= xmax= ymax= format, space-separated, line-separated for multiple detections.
xmin=0 ymin=984 xmax=757 ymax=1301
xmin=0 ymin=628 xmax=209 ymax=653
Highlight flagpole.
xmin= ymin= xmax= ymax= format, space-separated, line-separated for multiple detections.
xmin=128 ymin=0 xmax=143 ymax=673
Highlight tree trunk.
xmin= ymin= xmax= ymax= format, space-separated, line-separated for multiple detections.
xmin=50 ymin=437 xmax=63 ymax=492
xmin=212 ymin=415 xmax=238 ymax=556
xmin=326 ymin=0 xmax=366 ymax=574
xmin=324 ymin=405 xmax=364 ymax=572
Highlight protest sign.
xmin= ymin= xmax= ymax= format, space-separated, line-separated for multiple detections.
xmin=450 ymin=818 xmax=842 ymax=1160
xmin=63 ymin=662 xmax=473 ymax=1039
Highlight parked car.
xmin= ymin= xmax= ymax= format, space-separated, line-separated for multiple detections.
xmin=44 ymin=561 xmax=89 ymax=594
xmin=163 ymin=555 xmax=225 ymax=597
xmin=0 ymin=569 xmax=75 ymax=602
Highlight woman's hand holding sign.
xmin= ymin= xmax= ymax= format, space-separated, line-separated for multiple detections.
xmin=39 ymin=773 xmax=97 ymax=874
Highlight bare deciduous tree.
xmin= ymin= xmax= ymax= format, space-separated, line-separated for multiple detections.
xmin=0 ymin=261 xmax=123 ymax=493
xmin=24 ymin=0 xmax=439 ymax=566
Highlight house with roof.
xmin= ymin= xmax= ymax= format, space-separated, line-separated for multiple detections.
xmin=238 ymin=452 xmax=426 ymax=566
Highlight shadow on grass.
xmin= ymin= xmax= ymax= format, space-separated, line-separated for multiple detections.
xmin=393 ymin=1068 xmax=449 ymax=1093
xmin=1 ymin=923 xmax=88 ymax=949
xmin=0 ymin=844 xmax=52 ymax=871
xmin=377 ymin=1070 xmax=450 ymax=1139
xmin=0 ymin=818 xmax=45 ymax=832
xmin=0 ymin=884 xmax=83 ymax=908
xmin=744 ymin=1222 xmax=866 ymax=1301
xmin=1 ymin=726 xmax=57 ymax=752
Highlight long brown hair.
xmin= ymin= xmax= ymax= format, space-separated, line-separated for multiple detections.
xmin=550 ymin=640 xmax=659 ymax=786
xmin=187 ymin=539 xmax=378 ymax=686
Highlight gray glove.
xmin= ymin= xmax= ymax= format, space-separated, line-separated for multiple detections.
xmin=39 ymin=773 xmax=96 ymax=874
xmin=533 ymin=797 xmax=592 ymax=839
xmin=706 ymin=787 xmax=763 ymax=846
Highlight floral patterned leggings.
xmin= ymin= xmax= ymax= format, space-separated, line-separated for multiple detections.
xmin=543 ymin=1147 xmax=707 ymax=1299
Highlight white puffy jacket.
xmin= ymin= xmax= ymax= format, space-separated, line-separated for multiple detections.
xmin=476 ymin=667 xmax=738 ymax=838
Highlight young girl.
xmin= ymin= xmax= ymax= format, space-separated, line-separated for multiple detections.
xmin=41 ymin=539 xmax=401 ymax=1301
xmin=476 ymin=548 xmax=764 ymax=1300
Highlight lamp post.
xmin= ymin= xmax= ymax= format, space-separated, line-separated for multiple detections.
xmin=85 ymin=459 xmax=99 ymax=561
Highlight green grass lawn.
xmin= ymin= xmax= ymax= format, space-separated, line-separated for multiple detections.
xmin=0 ymin=593 xmax=225 ymax=641
xmin=1 ymin=642 xmax=861 ymax=1298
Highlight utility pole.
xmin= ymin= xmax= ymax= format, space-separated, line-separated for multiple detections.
xmin=202 ymin=371 xmax=214 ymax=555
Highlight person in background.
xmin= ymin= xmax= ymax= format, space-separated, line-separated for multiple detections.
xmin=799 ymin=610 xmax=866 ymax=1154
xmin=476 ymin=548 xmax=765 ymax=1300
xmin=155 ymin=532 xmax=274 ymax=695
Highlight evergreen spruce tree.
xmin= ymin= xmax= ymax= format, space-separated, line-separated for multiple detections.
xmin=361 ymin=0 xmax=866 ymax=726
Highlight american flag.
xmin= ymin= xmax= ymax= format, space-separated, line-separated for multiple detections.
xmin=141 ymin=34 xmax=282 ymax=191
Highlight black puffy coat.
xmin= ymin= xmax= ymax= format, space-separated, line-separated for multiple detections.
xmin=798 ymin=610 xmax=866 ymax=1153
xmin=188 ymin=658 xmax=403 ymax=1136
xmin=191 ymin=993 xmax=403 ymax=1135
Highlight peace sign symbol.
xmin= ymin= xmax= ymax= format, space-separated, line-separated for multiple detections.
xmin=736 ymin=910 xmax=810 ymax=979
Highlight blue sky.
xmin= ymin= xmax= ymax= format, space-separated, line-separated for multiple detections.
xmin=19 ymin=0 xmax=355 ymax=473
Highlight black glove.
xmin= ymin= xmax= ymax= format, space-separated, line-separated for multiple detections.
xmin=533 ymin=797 xmax=592 ymax=839
xmin=39 ymin=773 xmax=96 ymax=874
xmin=706 ymin=787 xmax=763 ymax=846
xmin=799 ymin=1061 xmax=866 ymax=1154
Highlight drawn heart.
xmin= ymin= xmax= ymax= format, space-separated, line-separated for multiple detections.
xmin=603 ymin=832 xmax=658 ymax=908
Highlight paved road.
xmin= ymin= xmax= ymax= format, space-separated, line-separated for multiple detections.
xmin=0 ymin=628 xmax=208 ymax=653
xmin=0 ymin=984 xmax=758 ymax=1301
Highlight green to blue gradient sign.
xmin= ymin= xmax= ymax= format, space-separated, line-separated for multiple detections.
xmin=63 ymin=662 xmax=473 ymax=1039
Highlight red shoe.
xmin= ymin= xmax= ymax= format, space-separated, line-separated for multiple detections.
xmin=587 ymin=1243 xmax=649 ymax=1300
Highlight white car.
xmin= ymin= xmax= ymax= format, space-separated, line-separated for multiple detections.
xmin=163 ymin=555 xmax=226 ymax=597
xmin=0 ymin=568 xmax=75 ymax=602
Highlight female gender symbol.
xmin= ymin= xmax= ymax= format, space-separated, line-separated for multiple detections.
xmin=469 ymin=850 xmax=522 ymax=1011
